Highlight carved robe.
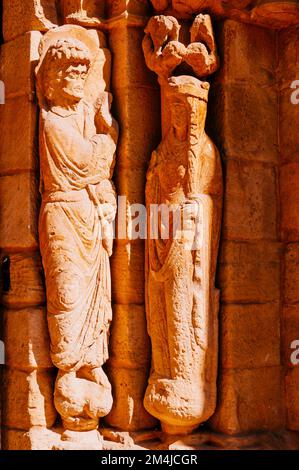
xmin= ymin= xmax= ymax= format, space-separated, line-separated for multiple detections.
xmin=39 ymin=101 xmax=116 ymax=374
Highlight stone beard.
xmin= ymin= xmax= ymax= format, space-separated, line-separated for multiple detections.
xmin=36 ymin=36 xmax=118 ymax=433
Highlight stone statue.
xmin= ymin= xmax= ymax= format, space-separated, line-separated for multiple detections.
xmin=143 ymin=14 xmax=223 ymax=434
xmin=35 ymin=26 xmax=118 ymax=445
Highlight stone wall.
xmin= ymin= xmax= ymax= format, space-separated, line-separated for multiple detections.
xmin=0 ymin=0 xmax=298 ymax=450
xmin=279 ymin=25 xmax=299 ymax=432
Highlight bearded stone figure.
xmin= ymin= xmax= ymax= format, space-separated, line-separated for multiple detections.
xmin=143 ymin=15 xmax=223 ymax=434
xmin=35 ymin=26 xmax=118 ymax=444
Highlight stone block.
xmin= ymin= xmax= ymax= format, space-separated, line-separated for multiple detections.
xmin=0 ymin=172 xmax=39 ymax=250
xmin=2 ymin=252 xmax=45 ymax=308
xmin=283 ymin=305 xmax=299 ymax=367
xmin=2 ymin=368 xmax=57 ymax=430
xmin=221 ymin=303 xmax=280 ymax=369
xmin=0 ymin=31 xmax=42 ymax=99
xmin=109 ymin=304 xmax=150 ymax=369
xmin=0 ymin=97 xmax=38 ymax=173
xmin=218 ymin=241 xmax=281 ymax=304
xmin=4 ymin=308 xmax=52 ymax=370
xmin=278 ymin=27 xmax=299 ymax=85
xmin=280 ymin=90 xmax=299 ymax=163
xmin=111 ymin=241 xmax=145 ymax=304
xmin=223 ymin=160 xmax=277 ymax=241
xmin=285 ymin=367 xmax=299 ymax=431
xmin=284 ymin=243 xmax=299 ymax=304
xmin=212 ymin=82 xmax=278 ymax=163
xmin=2 ymin=427 xmax=60 ymax=451
xmin=114 ymin=86 xmax=161 ymax=169
xmin=280 ymin=164 xmax=299 ymax=240
xmin=3 ymin=0 xmax=58 ymax=42
xmin=109 ymin=25 xmax=159 ymax=91
xmin=105 ymin=366 xmax=157 ymax=431
xmin=217 ymin=20 xmax=276 ymax=86
xmin=210 ymin=367 xmax=284 ymax=435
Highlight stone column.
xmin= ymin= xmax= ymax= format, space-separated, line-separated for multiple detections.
xmin=279 ymin=25 xmax=299 ymax=432
xmin=0 ymin=0 xmax=58 ymax=450
xmin=104 ymin=0 xmax=160 ymax=431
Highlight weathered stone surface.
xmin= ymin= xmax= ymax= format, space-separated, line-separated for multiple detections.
xmin=211 ymin=367 xmax=284 ymax=435
xmin=3 ymin=368 xmax=57 ymax=430
xmin=284 ymin=244 xmax=299 ymax=304
xmin=213 ymin=83 xmax=278 ymax=163
xmin=283 ymin=305 xmax=299 ymax=367
xmin=61 ymin=0 xmax=106 ymax=25
xmin=36 ymin=25 xmax=118 ymax=437
xmin=281 ymin=165 xmax=299 ymax=240
xmin=221 ymin=303 xmax=280 ymax=369
xmin=111 ymin=241 xmax=145 ymax=304
xmin=0 ymin=172 xmax=39 ymax=251
xmin=4 ymin=308 xmax=52 ymax=370
xmin=280 ymin=90 xmax=299 ymax=163
xmin=2 ymin=427 xmax=61 ymax=451
xmin=3 ymin=0 xmax=58 ymax=42
xmin=0 ymin=98 xmax=38 ymax=173
xmin=2 ymin=252 xmax=45 ymax=308
xmin=278 ymin=27 xmax=299 ymax=86
xmin=217 ymin=20 xmax=276 ymax=86
xmin=223 ymin=160 xmax=277 ymax=241
xmin=0 ymin=31 xmax=42 ymax=99
xmin=219 ymin=242 xmax=281 ymax=304
xmin=113 ymin=86 xmax=161 ymax=169
xmin=285 ymin=368 xmax=299 ymax=431
xmin=142 ymin=15 xmax=223 ymax=435
xmin=106 ymin=304 xmax=156 ymax=431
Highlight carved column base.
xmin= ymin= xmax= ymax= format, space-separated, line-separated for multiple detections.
xmin=144 ymin=379 xmax=214 ymax=434
xmin=53 ymin=430 xmax=103 ymax=451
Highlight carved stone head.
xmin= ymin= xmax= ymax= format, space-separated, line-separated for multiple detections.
xmin=36 ymin=38 xmax=92 ymax=108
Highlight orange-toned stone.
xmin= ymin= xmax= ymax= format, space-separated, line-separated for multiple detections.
xmin=3 ymin=0 xmax=57 ymax=42
xmin=0 ymin=98 xmax=38 ymax=173
xmin=106 ymin=304 xmax=156 ymax=431
xmin=212 ymin=83 xmax=278 ymax=163
xmin=216 ymin=20 xmax=276 ymax=86
xmin=111 ymin=241 xmax=145 ymax=304
xmin=0 ymin=31 xmax=42 ymax=99
xmin=283 ymin=305 xmax=299 ymax=367
xmin=278 ymin=27 xmax=299 ymax=86
xmin=223 ymin=160 xmax=277 ymax=240
xmin=0 ymin=172 xmax=39 ymax=251
xmin=280 ymin=90 xmax=299 ymax=163
xmin=280 ymin=165 xmax=299 ymax=240
xmin=221 ymin=303 xmax=280 ymax=369
xmin=211 ymin=366 xmax=284 ymax=435
xmin=112 ymin=86 xmax=161 ymax=169
xmin=285 ymin=368 xmax=299 ymax=431
xmin=284 ymin=243 xmax=299 ymax=304
xmin=61 ymin=0 xmax=106 ymax=25
xmin=4 ymin=308 xmax=52 ymax=370
xmin=3 ymin=368 xmax=57 ymax=430
xmin=2 ymin=252 xmax=45 ymax=308
xmin=218 ymin=241 xmax=281 ymax=304
xmin=2 ymin=427 xmax=60 ymax=451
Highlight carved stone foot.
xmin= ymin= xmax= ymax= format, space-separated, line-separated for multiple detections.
xmin=53 ymin=429 xmax=103 ymax=451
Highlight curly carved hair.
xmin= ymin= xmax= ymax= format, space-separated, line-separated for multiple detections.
xmin=37 ymin=38 xmax=92 ymax=104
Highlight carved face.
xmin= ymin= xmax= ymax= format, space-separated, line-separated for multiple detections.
xmin=61 ymin=63 xmax=88 ymax=102
xmin=170 ymin=101 xmax=189 ymax=137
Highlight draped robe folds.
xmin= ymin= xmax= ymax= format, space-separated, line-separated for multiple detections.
xmin=39 ymin=101 xmax=116 ymax=373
